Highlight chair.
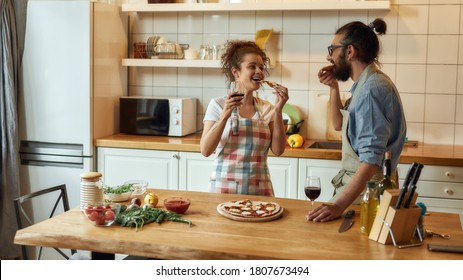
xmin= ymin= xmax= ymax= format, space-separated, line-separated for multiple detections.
xmin=13 ymin=184 xmax=78 ymax=260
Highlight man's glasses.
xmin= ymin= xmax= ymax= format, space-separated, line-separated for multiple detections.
xmin=327 ymin=44 xmax=345 ymax=56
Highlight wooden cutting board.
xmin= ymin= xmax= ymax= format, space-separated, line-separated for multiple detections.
xmin=326 ymin=98 xmax=343 ymax=141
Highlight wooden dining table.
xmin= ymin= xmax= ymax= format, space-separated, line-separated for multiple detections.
xmin=14 ymin=189 xmax=463 ymax=260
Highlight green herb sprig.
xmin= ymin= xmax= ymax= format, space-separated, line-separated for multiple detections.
xmin=103 ymin=184 xmax=133 ymax=194
xmin=115 ymin=206 xmax=192 ymax=231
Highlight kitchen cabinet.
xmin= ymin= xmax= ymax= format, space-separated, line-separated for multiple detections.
xmin=178 ymin=151 xmax=214 ymax=192
xmin=397 ymin=164 xmax=463 ymax=223
xmin=97 ymin=147 xmax=179 ymax=189
xmin=267 ymin=157 xmax=299 ymax=199
xmin=98 ymin=148 xmax=298 ymax=198
xmin=121 ymin=0 xmax=390 ymax=69
xmin=178 ymin=152 xmax=298 ymax=197
xmin=298 ymin=159 xmax=342 ymax=202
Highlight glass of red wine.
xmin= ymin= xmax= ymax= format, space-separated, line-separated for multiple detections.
xmin=304 ymin=176 xmax=321 ymax=210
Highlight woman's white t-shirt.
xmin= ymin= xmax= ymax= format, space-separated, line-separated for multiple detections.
xmin=203 ymin=95 xmax=275 ymax=157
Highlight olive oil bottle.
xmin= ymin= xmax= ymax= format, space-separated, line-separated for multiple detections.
xmin=360 ymin=181 xmax=380 ymax=236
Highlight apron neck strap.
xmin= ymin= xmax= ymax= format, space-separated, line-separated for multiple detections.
xmin=350 ymin=63 xmax=379 ymax=103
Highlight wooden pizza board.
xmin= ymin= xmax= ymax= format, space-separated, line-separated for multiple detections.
xmin=216 ymin=202 xmax=284 ymax=222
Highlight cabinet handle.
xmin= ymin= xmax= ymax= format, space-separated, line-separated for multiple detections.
xmin=172 ymin=153 xmax=179 ymax=160
xmin=445 ymin=171 xmax=453 ymax=177
xmin=444 ymin=188 xmax=454 ymax=195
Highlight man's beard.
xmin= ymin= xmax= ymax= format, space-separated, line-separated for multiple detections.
xmin=333 ymin=52 xmax=351 ymax=82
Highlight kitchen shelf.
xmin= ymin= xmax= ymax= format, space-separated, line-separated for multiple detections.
xmin=122 ymin=1 xmax=390 ymax=68
xmin=122 ymin=58 xmax=221 ymax=68
xmin=121 ymin=1 xmax=390 ymax=12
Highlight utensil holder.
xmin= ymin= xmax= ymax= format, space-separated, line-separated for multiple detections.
xmin=369 ymin=189 xmax=422 ymax=247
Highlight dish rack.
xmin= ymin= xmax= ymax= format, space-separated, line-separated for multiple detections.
xmin=146 ymin=43 xmax=189 ymax=59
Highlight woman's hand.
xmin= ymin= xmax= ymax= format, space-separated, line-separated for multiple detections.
xmin=221 ymin=92 xmax=244 ymax=119
xmin=272 ymin=84 xmax=289 ymax=112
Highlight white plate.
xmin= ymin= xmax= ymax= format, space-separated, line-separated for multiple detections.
xmin=104 ymin=191 xmax=132 ymax=202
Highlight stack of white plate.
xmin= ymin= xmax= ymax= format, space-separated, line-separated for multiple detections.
xmin=147 ymin=36 xmax=172 ymax=57
xmin=80 ymin=182 xmax=104 ymax=211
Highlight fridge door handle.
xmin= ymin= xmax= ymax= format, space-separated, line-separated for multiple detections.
xmin=20 ymin=141 xmax=83 ymax=156
xmin=19 ymin=141 xmax=86 ymax=168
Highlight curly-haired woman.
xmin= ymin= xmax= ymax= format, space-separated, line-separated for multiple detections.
xmin=200 ymin=40 xmax=289 ymax=196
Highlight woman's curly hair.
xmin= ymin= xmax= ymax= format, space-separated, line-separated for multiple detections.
xmin=220 ymin=40 xmax=270 ymax=89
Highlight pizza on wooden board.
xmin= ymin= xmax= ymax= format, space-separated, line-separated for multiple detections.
xmin=218 ymin=199 xmax=281 ymax=218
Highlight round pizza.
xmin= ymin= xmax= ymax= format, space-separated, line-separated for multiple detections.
xmin=218 ymin=199 xmax=281 ymax=218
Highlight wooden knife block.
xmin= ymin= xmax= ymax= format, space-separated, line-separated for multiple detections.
xmin=369 ymin=189 xmax=420 ymax=245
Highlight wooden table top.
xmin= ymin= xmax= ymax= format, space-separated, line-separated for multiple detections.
xmin=95 ymin=134 xmax=463 ymax=166
xmin=14 ymin=189 xmax=463 ymax=260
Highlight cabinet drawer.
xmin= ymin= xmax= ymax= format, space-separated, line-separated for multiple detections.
xmin=417 ymin=197 xmax=463 ymax=226
xmin=398 ymin=164 xmax=463 ymax=183
xmin=416 ymin=181 xmax=463 ymax=200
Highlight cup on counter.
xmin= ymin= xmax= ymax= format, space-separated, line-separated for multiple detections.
xmin=125 ymin=180 xmax=148 ymax=200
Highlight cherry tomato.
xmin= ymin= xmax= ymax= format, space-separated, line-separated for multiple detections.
xmin=94 ymin=216 xmax=105 ymax=225
xmin=104 ymin=210 xmax=115 ymax=221
xmin=88 ymin=211 xmax=99 ymax=221
xmin=84 ymin=205 xmax=93 ymax=215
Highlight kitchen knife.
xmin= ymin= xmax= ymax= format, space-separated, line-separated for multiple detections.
xmin=395 ymin=162 xmax=418 ymax=209
xmin=404 ymin=163 xmax=424 ymax=208
xmin=338 ymin=209 xmax=355 ymax=233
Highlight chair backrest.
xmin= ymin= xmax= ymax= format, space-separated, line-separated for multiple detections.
xmin=14 ymin=184 xmax=77 ymax=260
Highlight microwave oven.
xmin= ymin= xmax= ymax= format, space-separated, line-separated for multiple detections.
xmin=120 ymin=96 xmax=197 ymax=137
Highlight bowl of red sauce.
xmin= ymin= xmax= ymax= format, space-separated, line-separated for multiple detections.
xmin=164 ymin=197 xmax=191 ymax=214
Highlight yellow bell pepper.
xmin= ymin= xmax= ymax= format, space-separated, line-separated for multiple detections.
xmin=287 ymin=134 xmax=304 ymax=148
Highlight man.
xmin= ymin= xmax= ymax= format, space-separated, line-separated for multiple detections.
xmin=307 ymin=18 xmax=406 ymax=222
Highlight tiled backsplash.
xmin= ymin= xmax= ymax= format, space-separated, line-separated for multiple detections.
xmin=128 ymin=0 xmax=463 ymax=145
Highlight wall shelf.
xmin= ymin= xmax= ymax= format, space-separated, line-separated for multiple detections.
xmin=122 ymin=1 xmax=390 ymax=68
xmin=122 ymin=58 xmax=221 ymax=68
xmin=122 ymin=1 xmax=390 ymax=12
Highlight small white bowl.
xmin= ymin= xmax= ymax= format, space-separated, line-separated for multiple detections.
xmin=104 ymin=191 xmax=132 ymax=202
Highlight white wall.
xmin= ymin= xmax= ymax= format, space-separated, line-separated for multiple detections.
xmin=126 ymin=0 xmax=463 ymax=146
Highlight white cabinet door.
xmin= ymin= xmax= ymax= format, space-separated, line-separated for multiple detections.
xmin=97 ymin=147 xmax=179 ymax=189
xmin=298 ymin=159 xmax=342 ymax=202
xmin=178 ymin=152 xmax=214 ymax=192
xmin=268 ymin=157 xmax=299 ymax=199
xmin=178 ymin=152 xmax=298 ymax=198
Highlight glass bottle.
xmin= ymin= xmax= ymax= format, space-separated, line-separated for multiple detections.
xmin=377 ymin=151 xmax=397 ymax=198
xmin=360 ymin=181 xmax=380 ymax=236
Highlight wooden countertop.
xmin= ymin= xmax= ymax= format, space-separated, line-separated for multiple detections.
xmin=95 ymin=133 xmax=463 ymax=166
xmin=14 ymin=189 xmax=463 ymax=260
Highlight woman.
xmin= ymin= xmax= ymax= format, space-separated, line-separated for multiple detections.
xmin=200 ymin=40 xmax=289 ymax=196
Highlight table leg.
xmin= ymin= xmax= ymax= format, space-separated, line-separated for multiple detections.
xmin=91 ymin=251 xmax=115 ymax=260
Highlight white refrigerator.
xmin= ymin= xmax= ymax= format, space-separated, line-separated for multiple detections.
xmin=18 ymin=0 xmax=127 ymax=258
